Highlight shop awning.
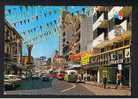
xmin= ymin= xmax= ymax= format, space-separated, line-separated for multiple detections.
xmin=96 ymin=40 xmax=113 ymax=48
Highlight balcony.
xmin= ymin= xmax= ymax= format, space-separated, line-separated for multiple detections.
xmin=92 ymin=33 xmax=104 ymax=48
xmin=5 ymin=37 xmax=10 ymax=42
xmin=93 ymin=13 xmax=108 ymax=31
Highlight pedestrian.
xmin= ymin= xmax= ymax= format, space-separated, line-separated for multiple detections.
xmin=103 ymin=75 xmax=107 ymax=89
xmin=81 ymin=73 xmax=84 ymax=81
xmin=78 ymin=73 xmax=82 ymax=82
xmin=115 ymin=71 xmax=122 ymax=89
xmin=94 ymin=74 xmax=97 ymax=82
xmin=87 ymin=74 xmax=90 ymax=81
xmin=83 ymin=72 xmax=87 ymax=81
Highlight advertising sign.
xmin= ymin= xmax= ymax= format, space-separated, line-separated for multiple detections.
xmin=81 ymin=53 xmax=90 ymax=65
xmin=125 ymin=48 xmax=130 ymax=58
xmin=118 ymin=64 xmax=122 ymax=70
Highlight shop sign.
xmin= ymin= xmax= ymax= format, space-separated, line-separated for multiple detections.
xmin=125 ymin=48 xmax=130 ymax=58
xmin=110 ymin=60 xmax=115 ymax=64
xmin=111 ymin=53 xmax=116 ymax=60
xmin=81 ymin=53 xmax=90 ymax=65
xmin=116 ymin=59 xmax=123 ymax=63
xmin=118 ymin=64 xmax=122 ymax=70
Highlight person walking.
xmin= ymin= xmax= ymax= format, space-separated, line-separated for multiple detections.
xmin=103 ymin=75 xmax=107 ymax=89
xmin=78 ymin=73 xmax=82 ymax=82
xmin=115 ymin=71 xmax=122 ymax=89
xmin=83 ymin=72 xmax=87 ymax=81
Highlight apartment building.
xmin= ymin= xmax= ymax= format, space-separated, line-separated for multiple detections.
xmin=88 ymin=6 xmax=132 ymax=87
xmin=59 ymin=11 xmax=75 ymax=57
xmin=4 ymin=20 xmax=23 ymax=75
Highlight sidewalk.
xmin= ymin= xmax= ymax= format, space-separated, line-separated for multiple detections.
xmin=81 ymin=81 xmax=131 ymax=96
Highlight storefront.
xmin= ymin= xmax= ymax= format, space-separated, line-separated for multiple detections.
xmin=90 ymin=45 xmax=131 ymax=86
xmin=89 ymin=56 xmax=99 ymax=82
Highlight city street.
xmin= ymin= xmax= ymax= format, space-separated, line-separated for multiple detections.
xmin=5 ymin=78 xmax=95 ymax=95
xmin=4 ymin=6 xmax=131 ymax=96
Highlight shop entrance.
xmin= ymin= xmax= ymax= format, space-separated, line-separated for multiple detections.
xmin=87 ymin=68 xmax=97 ymax=81
xmin=107 ymin=66 xmax=117 ymax=84
xmin=122 ymin=65 xmax=130 ymax=85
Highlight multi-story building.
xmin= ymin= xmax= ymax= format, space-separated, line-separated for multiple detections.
xmin=59 ymin=8 xmax=94 ymax=63
xmin=88 ymin=6 xmax=132 ymax=87
xmin=59 ymin=11 xmax=75 ymax=57
xmin=80 ymin=15 xmax=93 ymax=51
xmin=4 ymin=20 xmax=23 ymax=75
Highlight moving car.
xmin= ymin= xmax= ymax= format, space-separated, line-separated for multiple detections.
xmin=57 ymin=70 xmax=65 ymax=80
xmin=64 ymin=70 xmax=78 ymax=82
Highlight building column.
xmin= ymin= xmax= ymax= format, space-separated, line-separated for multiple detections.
xmin=129 ymin=66 xmax=131 ymax=87
xmin=16 ymin=39 xmax=20 ymax=64
xmin=97 ymin=69 xmax=100 ymax=83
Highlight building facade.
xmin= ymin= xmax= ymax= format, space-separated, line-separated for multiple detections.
xmin=88 ymin=6 xmax=132 ymax=87
xmin=4 ymin=21 xmax=23 ymax=75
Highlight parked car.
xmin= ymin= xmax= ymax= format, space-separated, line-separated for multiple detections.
xmin=40 ymin=74 xmax=50 ymax=81
xmin=32 ymin=74 xmax=40 ymax=79
xmin=4 ymin=74 xmax=22 ymax=88
xmin=21 ymin=73 xmax=26 ymax=80
xmin=48 ymin=71 xmax=57 ymax=78
xmin=64 ymin=70 xmax=78 ymax=83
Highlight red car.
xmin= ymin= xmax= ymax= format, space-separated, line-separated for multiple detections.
xmin=47 ymin=72 xmax=57 ymax=78
xmin=57 ymin=71 xmax=65 ymax=80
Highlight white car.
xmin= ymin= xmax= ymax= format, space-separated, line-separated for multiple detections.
xmin=4 ymin=74 xmax=22 ymax=88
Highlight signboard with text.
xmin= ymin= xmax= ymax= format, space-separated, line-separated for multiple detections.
xmin=81 ymin=53 xmax=90 ymax=65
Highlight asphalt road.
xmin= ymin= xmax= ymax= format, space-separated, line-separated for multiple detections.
xmin=5 ymin=78 xmax=95 ymax=95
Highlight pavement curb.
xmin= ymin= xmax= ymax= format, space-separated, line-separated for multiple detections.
xmin=85 ymin=81 xmax=131 ymax=91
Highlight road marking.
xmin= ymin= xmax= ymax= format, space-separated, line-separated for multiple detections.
xmin=61 ymin=84 xmax=76 ymax=93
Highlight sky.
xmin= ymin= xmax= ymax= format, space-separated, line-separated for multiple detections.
xmin=5 ymin=6 xmax=89 ymax=58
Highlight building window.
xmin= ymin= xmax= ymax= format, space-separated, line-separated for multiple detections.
xmin=101 ymin=48 xmax=104 ymax=52
xmin=63 ymin=38 xmax=65 ymax=42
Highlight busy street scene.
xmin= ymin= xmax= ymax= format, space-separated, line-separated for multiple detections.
xmin=4 ymin=6 xmax=131 ymax=96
